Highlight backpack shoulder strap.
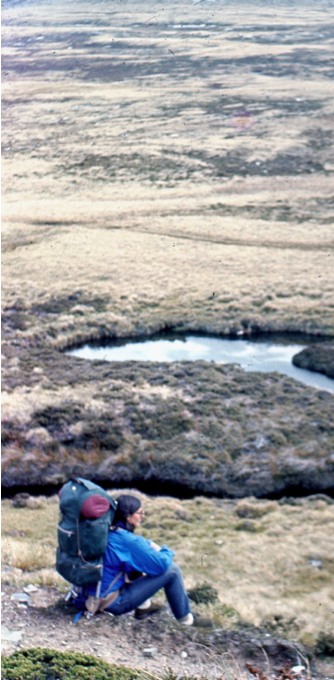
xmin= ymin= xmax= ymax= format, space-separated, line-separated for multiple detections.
xmin=101 ymin=571 xmax=123 ymax=599
xmin=85 ymin=571 xmax=123 ymax=618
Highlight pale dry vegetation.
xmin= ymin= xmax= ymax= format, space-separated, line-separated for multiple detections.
xmin=2 ymin=0 xmax=334 ymax=348
xmin=2 ymin=491 xmax=334 ymax=649
xmin=2 ymin=2 xmax=334 ymax=465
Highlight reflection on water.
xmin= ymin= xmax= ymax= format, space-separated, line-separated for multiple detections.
xmin=68 ymin=335 xmax=333 ymax=393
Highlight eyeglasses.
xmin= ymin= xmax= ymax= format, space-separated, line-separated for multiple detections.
xmin=134 ymin=509 xmax=144 ymax=516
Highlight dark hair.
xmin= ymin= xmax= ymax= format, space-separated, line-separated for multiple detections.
xmin=112 ymin=494 xmax=141 ymax=532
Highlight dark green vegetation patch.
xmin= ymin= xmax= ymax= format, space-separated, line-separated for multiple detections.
xmin=187 ymin=582 xmax=219 ymax=605
xmin=1 ymin=648 xmax=203 ymax=680
xmin=1 ymin=648 xmax=156 ymax=680
xmin=2 ymin=360 xmax=334 ymax=497
xmin=1 ymin=648 xmax=140 ymax=680
xmin=292 ymin=343 xmax=334 ymax=379
xmin=315 ymin=632 xmax=334 ymax=656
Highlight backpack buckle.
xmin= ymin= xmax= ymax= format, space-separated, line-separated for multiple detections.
xmin=64 ymin=585 xmax=81 ymax=602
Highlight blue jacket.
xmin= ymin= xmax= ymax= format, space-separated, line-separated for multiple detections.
xmin=88 ymin=528 xmax=175 ymax=596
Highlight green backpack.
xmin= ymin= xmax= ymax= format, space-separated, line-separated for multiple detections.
xmin=56 ymin=478 xmax=117 ymax=586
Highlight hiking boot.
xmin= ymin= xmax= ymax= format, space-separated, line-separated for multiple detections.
xmin=134 ymin=603 xmax=166 ymax=620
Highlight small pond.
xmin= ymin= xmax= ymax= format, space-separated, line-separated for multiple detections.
xmin=68 ymin=333 xmax=333 ymax=393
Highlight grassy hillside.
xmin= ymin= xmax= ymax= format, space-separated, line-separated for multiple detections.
xmin=2 ymin=490 xmax=334 ymax=650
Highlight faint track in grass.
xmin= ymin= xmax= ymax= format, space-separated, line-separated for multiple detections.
xmin=121 ymin=226 xmax=334 ymax=252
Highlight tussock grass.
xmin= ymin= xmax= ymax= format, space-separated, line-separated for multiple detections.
xmin=235 ymin=499 xmax=277 ymax=519
xmin=1 ymin=539 xmax=55 ymax=573
xmin=2 ymin=491 xmax=334 ymax=647
xmin=2 ymin=225 xmax=333 ymax=346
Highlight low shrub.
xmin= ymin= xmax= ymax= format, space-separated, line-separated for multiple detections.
xmin=2 ymin=648 xmax=147 ymax=680
xmin=316 ymin=631 xmax=334 ymax=656
xmin=1 ymin=649 xmax=209 ymax=680
xmin=235 ymin=500 xmax=276 ymax=519
xmin=234 ymin=520 xmax=263 ymax=533
xmin=187 ymin=581 xmax=219 ymax=604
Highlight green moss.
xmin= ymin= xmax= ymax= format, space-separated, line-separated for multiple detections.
xmin=218 ymin=603 xmax=240 ymax=619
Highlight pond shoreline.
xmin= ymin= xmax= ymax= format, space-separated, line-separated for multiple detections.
xmin=66 ymin=330 xmax=334 ymax=392
xmin=65 ymin=329 xmax=334 ymax=350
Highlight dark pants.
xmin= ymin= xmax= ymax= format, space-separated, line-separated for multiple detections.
xmin=106 ymin=562 xmax=192 ymax=620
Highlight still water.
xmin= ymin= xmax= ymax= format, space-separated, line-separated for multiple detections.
xmin=68 ymin=334 xmax=333 ymax=393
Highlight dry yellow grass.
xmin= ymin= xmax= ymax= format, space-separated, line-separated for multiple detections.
xmin=2 ymin=0 xmax=334 ymax=344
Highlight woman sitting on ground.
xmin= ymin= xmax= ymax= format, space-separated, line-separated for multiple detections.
xmin=87 ymin=494 xmax=195 ymax=624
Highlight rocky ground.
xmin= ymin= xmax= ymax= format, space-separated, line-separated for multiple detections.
xmin=2 ymin=584 xmax=333 ymax=680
